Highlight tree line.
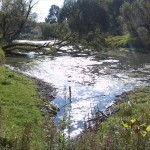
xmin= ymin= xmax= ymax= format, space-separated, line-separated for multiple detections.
xmin=41 ymin=0 xmax=150 ymax=51
xmin=0 ymin=0 xmax=150 ymax=52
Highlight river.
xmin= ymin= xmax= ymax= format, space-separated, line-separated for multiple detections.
xmin=5 ymin=41 xmax=150 ymax=138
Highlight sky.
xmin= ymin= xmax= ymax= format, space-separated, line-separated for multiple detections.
xmin=33 ymin=0 xmax=64 ymax=22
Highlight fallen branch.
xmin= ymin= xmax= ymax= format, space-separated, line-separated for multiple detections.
xmin=3 ymin=42 xmax=51 ymax=52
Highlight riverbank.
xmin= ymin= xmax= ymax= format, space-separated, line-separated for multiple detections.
xmin=1 ymin=41 xmax=150 ymax=149
xmin=0 ymin=66 xmax=57 ymax=149
xmin=72 ymin=86 xmax=150 ymax=149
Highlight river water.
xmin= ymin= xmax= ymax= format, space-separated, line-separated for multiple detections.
xmin=5 ymin=41 xmax=150 ymax=138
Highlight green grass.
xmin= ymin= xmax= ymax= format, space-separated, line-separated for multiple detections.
xmin=106 ymin=34 xmax=131 ymax=48
xmin=73 ymin=87 xmax=150 ymax=149
xmin=0 ymin=66 xmax=46 ymax=149
xmin=106 ymin=34 xmax=150 ymax=53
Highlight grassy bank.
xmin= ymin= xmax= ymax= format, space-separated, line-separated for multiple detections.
xmin=0 ymin=66 xmax=46 ymax=149
xmin=73 ymin=87 xmax=150 ymax=149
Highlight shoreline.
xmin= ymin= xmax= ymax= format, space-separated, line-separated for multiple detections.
xmin=5 ymin=64 xmax=149 ymax=132
xmin=2 ymin=65 xmax=59 ymax=148
xmin=74 ymin=86 xmax=150 ymax=141
xmin=72 ymin=86 xmax=150 ymax=150
xmin=4 ymin=65 xmax=60 ymax=116
xmin=4 ymin=65 xmax=57 ymax=100
xmin=2 ymin=64 xmax=150 ymax=149
xmin=0 ymin=66 xmax=50 ymax=149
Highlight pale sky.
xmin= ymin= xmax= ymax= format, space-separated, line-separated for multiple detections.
xmin=33 ymin=0 xmax=64 ymax=22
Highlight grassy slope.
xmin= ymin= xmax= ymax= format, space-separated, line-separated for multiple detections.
xmin=0 ymin=66 xmax=45 ymax=150
xmin=74 ymin=87 xmax=150 ymax=150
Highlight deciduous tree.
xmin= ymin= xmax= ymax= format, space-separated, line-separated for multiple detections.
xmin=0 ymin=0 xmax=37 ymax=43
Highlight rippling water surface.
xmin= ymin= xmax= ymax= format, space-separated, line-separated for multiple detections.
xmin=6 ymin=42 xmax=150 ymax=138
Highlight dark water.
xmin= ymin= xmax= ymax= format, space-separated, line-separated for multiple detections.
xmin=5 ymin=42 xmax=150 ymax=138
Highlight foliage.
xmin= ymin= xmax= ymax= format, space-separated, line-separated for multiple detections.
xmin=72 ymin=87 xmax=150 ymax=149
xmin=0 ymin=67 xmax=46 ymax=149
xmin=106 ymin=34 xmax=131 ymax=48
xmin=120 ymin=0 xmax=150 ymax=37
xmin=59 ymin=0 xmax=110 ymax=35
xmin=19 ymin=20 xmax=41 ymax=40
xmin=40 ymin=0 xmax=150 ymax=51
xmin=40 ymin=23 xmax=67 ymax=39
xmin=45 ymin=5 xmax=60 ymax=23
xmin=0 ymin=0 xmax=37 ymax=43
xmin=80 ymin=30 xmax=107 ymax=51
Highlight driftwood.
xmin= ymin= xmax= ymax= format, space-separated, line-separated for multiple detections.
xmin=84 ymin=104 xmax=120 ymax=132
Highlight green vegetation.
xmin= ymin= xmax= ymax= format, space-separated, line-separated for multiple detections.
xmin=0 ymin=49 xmax=5 ymax=65
xmin=0 ymin=0 xmax=37 ymax=43
xmin=1 ymin=0 xmax=150 ymax=53
xmin=39 ymin=0 xmax=150 ymax=52
xmin=106 ymin=34 xmax=131 ymax=48
xmin=0 ymin=67 xmax=46 ymax=149
xmin=72 ymin=87 xmax=150 ymax=149
xmin=0 ymin=0 xmax=150 ymax=149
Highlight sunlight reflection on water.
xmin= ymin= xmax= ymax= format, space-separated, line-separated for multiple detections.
xmin=6 ymin=54 xmax=150 ymax=138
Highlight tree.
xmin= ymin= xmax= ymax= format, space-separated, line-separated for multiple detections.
xmin=105 ymin=0 xmax=124 ymax=34
xmin=45 ymin=5 xmax=59 ymax=23
xmin=0 ymin=0 xmax=37 ymax=43
xmin=59 ymin=0 xmax=109 ymax=35
xmin=120 ymin=0 xmax=150 ymax=36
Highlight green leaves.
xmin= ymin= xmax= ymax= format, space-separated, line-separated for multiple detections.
xmin=146 ymin=125 xmax=150 ymax=132
xmin=121 ymin=121 xmax=130 ymax=128
xmin=121 ymin=119 xmax=150 ymax=137
xmin=130 ymin=119 xmax=136 ymax=124
xmin=121 ymin=119 xmax=137 ymax=128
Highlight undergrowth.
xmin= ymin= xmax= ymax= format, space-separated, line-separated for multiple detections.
xmin=72 ymin=87 xmax=150 ymax=150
